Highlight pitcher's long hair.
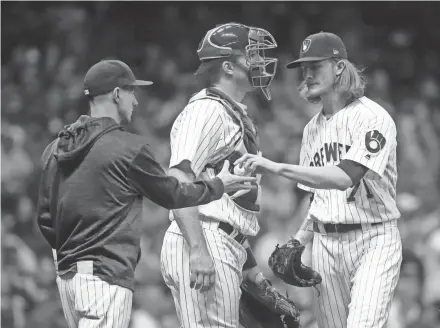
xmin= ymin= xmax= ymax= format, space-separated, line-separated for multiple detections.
xmin=298 ymin=59 xmax=367 ymax=104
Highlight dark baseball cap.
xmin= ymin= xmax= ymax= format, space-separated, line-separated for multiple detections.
xmin=84 ymin=60 xmax=153 ymax=97
xmin=286 ymin=32 xmax=347 ymax=69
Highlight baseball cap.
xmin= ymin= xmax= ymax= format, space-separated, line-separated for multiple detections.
xmin=286 ymin=32 xmax=347 ymax=69
xmin=84 ymin=60 xmax=153 ymax=97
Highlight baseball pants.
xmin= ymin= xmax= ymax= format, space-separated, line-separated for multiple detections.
xmin=56 ymin=265 xmax=133 ymax=328
xmin=161 ymin=220 xmax=247 ymax=328
xmin=312 ymin=220 xmax=402 ymax=328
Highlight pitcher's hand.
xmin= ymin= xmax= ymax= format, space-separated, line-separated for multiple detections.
xmin=234 ymin=154 xmax=279 ymax=175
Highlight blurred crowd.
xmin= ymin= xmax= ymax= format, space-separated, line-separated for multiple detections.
xmin=2 ymin=2 xmax=440 ymax=328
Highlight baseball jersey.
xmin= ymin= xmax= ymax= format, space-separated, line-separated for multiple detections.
xmin=168 ymin=89 xmax=261 ymax=236
xmin=298 ymin=96 xmax=401 ymax=224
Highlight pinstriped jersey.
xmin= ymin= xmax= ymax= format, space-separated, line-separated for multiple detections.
xmin=298 ymin=96 xmax=401 ymax=224
xmin=168 ymin=89 xmax=261 ymax=236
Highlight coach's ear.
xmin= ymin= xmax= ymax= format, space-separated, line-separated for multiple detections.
xmin=112 ymin=87 xmax=120 ymax=103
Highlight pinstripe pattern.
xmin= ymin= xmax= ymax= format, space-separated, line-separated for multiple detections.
xmin=298 ymin=97 xmax=402 ymax=328
xmin=312 ymin=221 xmax=402 ymax=328
xmin=161 ymin=220 xmax=247 ymax=328
xmin=165 ymin=88 xmax=260 ymax=328
xmin=169 ymin=89 xmax=261 ymax=236
xmin=56 ymin=273 xmax=133 ymax=328
xmin=298 ymin=96 xmax=400 ymax=224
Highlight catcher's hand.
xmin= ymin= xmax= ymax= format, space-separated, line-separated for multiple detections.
xmin=239 ymin=276 xmax=300 ymax=328
xmin=268 ymin=238 xmax=322 ymax=287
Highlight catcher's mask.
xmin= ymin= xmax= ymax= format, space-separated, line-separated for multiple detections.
xmin=195 ymin=22 xmax=278 ymax=100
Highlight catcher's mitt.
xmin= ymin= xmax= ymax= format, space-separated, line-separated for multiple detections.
xmin=268 ymin=238 xmax=322 ymax=287
xmin=239 ymin=276 xmax=300 ymax=328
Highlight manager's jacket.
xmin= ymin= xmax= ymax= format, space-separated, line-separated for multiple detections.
xmin=36 ymin=115 xmax=224 ymax=291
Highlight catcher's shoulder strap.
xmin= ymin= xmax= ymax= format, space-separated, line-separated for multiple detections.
xmin=206 ymin=87 xmax=260 ymax=154
xmin=189 ymin=88 xmax=245 ymax=143
xmin=187 ymin=88 xmax=260 ymax=155
xmin=188 ymin=89 xmax=244 ymax=168
xmin=191 ymin=88 xmax=261 ymax=212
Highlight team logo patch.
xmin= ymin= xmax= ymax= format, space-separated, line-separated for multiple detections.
xmin=301 ymin=39 xmax=311 ymax=53
xmin=365 ymin=130 xmax=386 ymax=153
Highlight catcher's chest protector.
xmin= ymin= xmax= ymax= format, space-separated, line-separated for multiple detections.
xmin=196 ymin=88 xmax=261 ymax=212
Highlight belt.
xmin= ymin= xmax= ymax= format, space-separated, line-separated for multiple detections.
xmin=313 ymin=222 xmax=382 ymax=234
xmin=218 ymin=222 xmax=247 ymax=245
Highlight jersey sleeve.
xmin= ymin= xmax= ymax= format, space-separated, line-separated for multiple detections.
xmin=169 ymin=99 xmax=224 ymax=176
xmin=128 ymin=145 xmax=225 ymax=209
xmin=343 ymin=113 xmax=397 ymax=180
xmin=297 ymin=124 xmax=315 ymax=193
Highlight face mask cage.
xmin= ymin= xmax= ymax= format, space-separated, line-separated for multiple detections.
xmin=245 ymin=27 xmax=278 ymax=100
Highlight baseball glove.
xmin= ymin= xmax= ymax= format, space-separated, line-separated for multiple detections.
xmin=268 ymin=238 xmax=322 ymax=287
xmin=239 ymin=277 xmax=300 ymax=328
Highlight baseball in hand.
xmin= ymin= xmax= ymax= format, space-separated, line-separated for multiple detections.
xmin=233 ymin=164 xmax=253 ymax=176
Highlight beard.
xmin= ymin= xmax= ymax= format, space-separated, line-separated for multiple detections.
xmin=299 ymin=83 xmax=321 ymax=104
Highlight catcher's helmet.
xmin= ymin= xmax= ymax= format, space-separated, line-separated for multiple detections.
xmin=195 ymin=22 xmax=278 ymax=100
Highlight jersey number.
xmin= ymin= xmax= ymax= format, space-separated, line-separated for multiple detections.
xmin=347 ymin=179 xmax=374 ymax=203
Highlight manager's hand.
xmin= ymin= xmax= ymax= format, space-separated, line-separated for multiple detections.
xmin=216 ymin=160 xmax=257 ymax=193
